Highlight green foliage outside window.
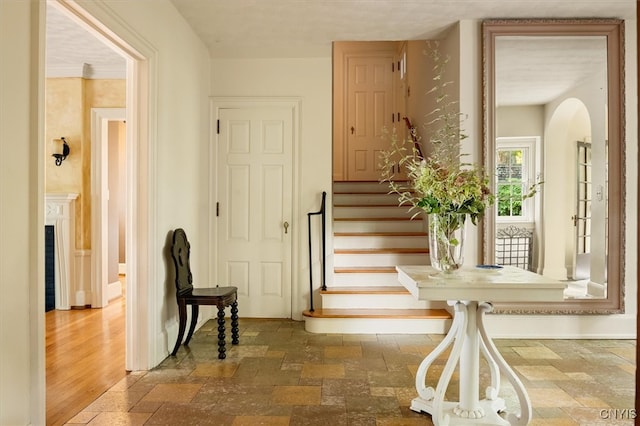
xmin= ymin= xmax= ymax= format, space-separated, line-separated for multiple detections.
xmin=497 ymin=179 xmax=523 ymax=217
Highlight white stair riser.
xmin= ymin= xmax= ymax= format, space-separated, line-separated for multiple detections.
xmin=333 ymin=193 xmax=400 ymax=206
xmin=334 ymin=206 xmax=414 ymax=219
xmin=322 ymin=293 xmax=439 ymax=309
xmin=333 ymin=253 xmax=428 ymax=267
xmin=334 ymin=220 xmax=425 ymax=233
xmin=332 ymin=273 xmax=402 ymax=286
xmin=304 ymin=317 xmax=451 ymax=334
xmin=325 ymin=182 xmax=434 ymax=331
xmin=334 ymin=235 xmax=428 ymax=249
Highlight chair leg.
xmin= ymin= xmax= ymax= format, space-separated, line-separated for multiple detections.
xmin=184 ymin=305 xmax=199 ymax=346
xmin=171 ymin=300 xmax=187 ymax=356
xmin=217 ymin=305 xmax=227 ymax=359
xmin=231 ymin=300 xmax=239 ymax=345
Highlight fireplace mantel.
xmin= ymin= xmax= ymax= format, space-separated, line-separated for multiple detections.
xmin=45 ymin=193 xmax=79 ymax=310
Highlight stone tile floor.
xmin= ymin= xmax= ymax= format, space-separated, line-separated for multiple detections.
xmin=66 ymin=318 xmax=635 ymax=425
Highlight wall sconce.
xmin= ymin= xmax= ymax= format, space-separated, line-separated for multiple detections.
xmin=52 ymin=137 xmax=70 ymax=166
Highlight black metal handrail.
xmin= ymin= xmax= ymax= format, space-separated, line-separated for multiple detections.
xmin=307 ymin=191 xmax=327 ymax=312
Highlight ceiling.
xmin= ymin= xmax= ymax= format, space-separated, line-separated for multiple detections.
xmin=495 ymin=36 xmax=608 ymax=106
xmin=46 ymin=4 xmax=126 ymax=79
xmin=167 ymin=0 xmax=633 ymax=58
xmin=45 ymin=0 xmax=634 ymax=103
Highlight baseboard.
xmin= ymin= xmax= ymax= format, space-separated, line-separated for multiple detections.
xmin=107 ymin=280 xmax=123 ymax=301
xmin=119 ymin=263 xmax=126 ymax=275
xmin=70 ymin=305 xmax=92 ymax=309
xmin=486 ymin=313 xmax=637 ymax=339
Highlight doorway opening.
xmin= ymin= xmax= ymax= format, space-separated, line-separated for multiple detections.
xmin=91 ymin=108 xmax=127 ymax=308
xmin=46 ymin=0 xmax=152 ymax=378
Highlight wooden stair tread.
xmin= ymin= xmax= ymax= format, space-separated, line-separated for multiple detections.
xmin=302 ymin=308 xmax=451 ymax=319
xmin=334 ymin=191 xmax=411 ymax=195
xmin=334 ymin=180 xmax=409 ymax=183
xmin=334 ymin=266 xmax=398 ymax=273
xmin=334 ymin=217 xmax=418 ymax=221
xmin=321 ymin=286 xmax=410 ymax=295
xmin=334 ymin=232 xmax=427 ymax=237
xmin=333 ymin=204 xmax=408 ymax=210
xmin=333 ymin=192 xmax=390 ymax=196
xmin=335 ymin=248 xmax=428 ymax=254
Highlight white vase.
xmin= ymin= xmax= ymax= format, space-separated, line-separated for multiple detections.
xmin=428 ymin=213 xmax=467 ymax=273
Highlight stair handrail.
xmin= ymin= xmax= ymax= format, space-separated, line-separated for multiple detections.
xmin=307 ymin=191 xmax=327 ymax=312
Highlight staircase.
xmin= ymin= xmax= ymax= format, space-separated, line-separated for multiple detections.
xmin=303 ymin=181 xmax=452 ymax=334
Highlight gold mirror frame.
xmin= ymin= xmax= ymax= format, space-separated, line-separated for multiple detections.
xmin=482 ymin=19 xmax=625 ymax=314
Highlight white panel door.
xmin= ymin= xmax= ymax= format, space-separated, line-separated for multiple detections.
xmin=217 ymin=107 xmax=293 ymax=318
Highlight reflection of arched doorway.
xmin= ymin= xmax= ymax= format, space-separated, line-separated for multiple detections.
xmin=543 ymin=97 xmax=607 ymax=295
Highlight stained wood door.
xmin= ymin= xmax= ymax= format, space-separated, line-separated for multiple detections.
xmin=346 ymin=54 xmax=394 ymax=181
xmin=216 ymin=106 xmax=293 ymax=318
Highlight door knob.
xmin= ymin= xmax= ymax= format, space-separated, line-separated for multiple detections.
xmin=284 ymin=221 xmax=289 ymax=234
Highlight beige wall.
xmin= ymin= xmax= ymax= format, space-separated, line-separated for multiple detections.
xmin=406 ymin=40 xmax=431 ymax=147
xmin=107 ymin=120 xmax=125 ymax=282
xmin=45 ymin=78 xmax=125 ymax=250
xmin=496 ymin=105 xmax=545 ymax=137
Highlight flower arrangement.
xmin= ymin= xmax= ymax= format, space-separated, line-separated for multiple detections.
xmin=379 ymin=42 xmax=494 ymax=226
xmin=378 ymin=42 xmax=494 ymax=272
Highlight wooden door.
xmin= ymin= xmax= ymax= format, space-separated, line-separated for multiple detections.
xmin=216 ymin=106 xmax=293 ymax=318
xmin=346 ymin=54 xmax=394 ymax=181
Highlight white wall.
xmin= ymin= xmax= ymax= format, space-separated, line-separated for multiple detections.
xmin=456 ymin=20 xmax=484 ymax=266
xmin=0 ymin=1 xmax=45 ymax=424
xmin=544 ymin=100 xmax=590 ymax=279
xmin=544 ymin=72 xmax=609 ymax=283
xmin=1 ymin=0 xmax=211 ymax=421
xmin=210 ymin=57 xmax=333 ymax=319
xmin=74 ymin=0 xmax=212 ymax=367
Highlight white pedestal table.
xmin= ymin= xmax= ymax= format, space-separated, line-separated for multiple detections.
xmin=396 ymin=265 xmax=566 ymax=426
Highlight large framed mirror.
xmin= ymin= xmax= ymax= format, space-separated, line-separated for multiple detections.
xmin=482 ymin=19 xmax=625 ymax=314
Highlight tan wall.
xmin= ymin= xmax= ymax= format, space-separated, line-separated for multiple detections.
xmin=406 ymin=40 xmax=431 ymax=150
xmin=332 ymin=41 xmax=400 ymax=181
xmin=45 ymin=78 xmax=125 ymax=249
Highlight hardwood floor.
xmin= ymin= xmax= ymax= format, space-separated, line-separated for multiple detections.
xmin=46 ymin=289 xmax=126 ymax=426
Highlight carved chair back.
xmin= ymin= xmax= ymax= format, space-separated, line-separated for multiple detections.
xmin=171 ymin=228 xmax=194 ymax=296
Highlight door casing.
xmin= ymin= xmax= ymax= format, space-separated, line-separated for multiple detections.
xmin=91 ymin=107 xmax=126 ymax=308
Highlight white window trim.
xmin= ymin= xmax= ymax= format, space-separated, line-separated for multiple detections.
xmin=495 ymin=136 xmax=541 ymax=224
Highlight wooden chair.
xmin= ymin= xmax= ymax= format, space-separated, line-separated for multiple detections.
xmin=170 ymin=228 xmax=239 ymax=359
